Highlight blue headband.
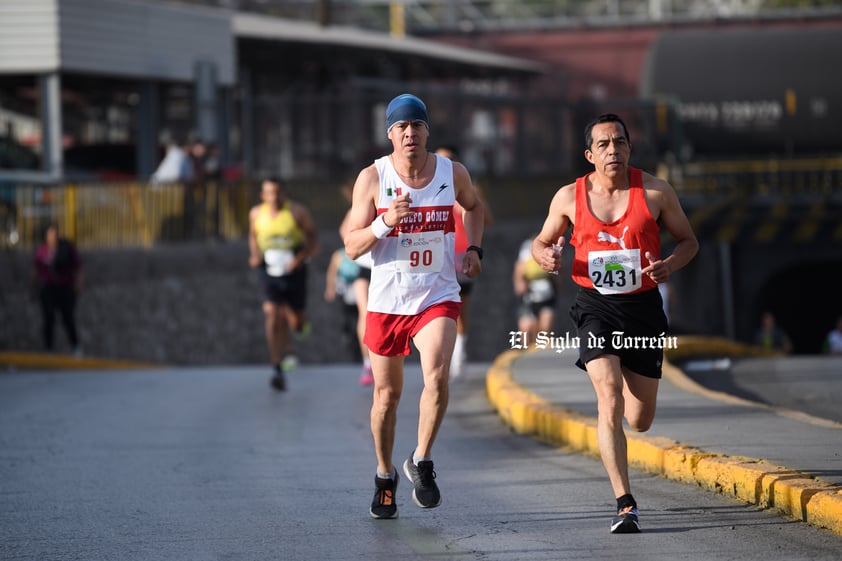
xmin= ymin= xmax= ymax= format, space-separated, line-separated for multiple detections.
xmin=386 ymin=94 xmax=429 ymax=132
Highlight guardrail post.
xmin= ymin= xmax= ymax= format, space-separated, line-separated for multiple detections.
xmin=65 ymin=184 xmax=77 ymax=242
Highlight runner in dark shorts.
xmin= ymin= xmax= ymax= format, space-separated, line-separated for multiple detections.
xmin=248 ymin=177 xmax=318 ymax=391
xmin=570 ymin=287 xmax=668 ymax=379
xmin=259 ymin=263 xmax=308 ymax=311
xmin=531 ymin=114 xmax=698 ymax=534
xmin=518 ymin=289 xmax=557 ymax=325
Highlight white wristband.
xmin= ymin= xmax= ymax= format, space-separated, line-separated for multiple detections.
xmin=370 ymin=214 xmax=394 ymax=239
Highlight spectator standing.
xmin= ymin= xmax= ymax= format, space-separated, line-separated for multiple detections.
xmin=150 ymin=138 xmax=192 ymax=184
xmin=754 ymin=311 xmax=793 ymax=354
xmin=32 ymin=224 xmax=83 ymax=356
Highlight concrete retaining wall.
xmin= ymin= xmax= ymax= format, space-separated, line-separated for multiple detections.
xmin=0 ymin=222 xmax=710 ymax=366
xmin=0 ymin=224 xmax=539 ymax=365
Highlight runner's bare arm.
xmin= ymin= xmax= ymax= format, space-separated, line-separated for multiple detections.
xmin=641 ymin=177 xmax=698 ymax=282
xmin=324 ymin=249 xmax=341 ymax=302
xmin=291 ymin=203 xmax=319 ymax=270
xmin=344 ymin=166 xmax=415 ymax=259
xmin=513 ymin=258 xmax=527 ymax=296
xmin=247 ymin=206 xmax=262 ymax=268
xmin=532 ymin=184 xmax=575 ymax=273
xmin=454 ymin=162 xmax=484 ymax=277
xmin=454 ymin=162 xmax=483 ymax=244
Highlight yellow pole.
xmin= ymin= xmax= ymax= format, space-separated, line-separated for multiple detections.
xmin=656 ymin=100 xmax=668 ymax=135
xmin=390 ymin=2 xmax=405 ymax=38
xmin=65 ymin=184 xmax=77 ymax=243
xmin=129 ymin=183 xmax=152 ymax=248
xmin=785 ymin=89 xmax=797 ymax=116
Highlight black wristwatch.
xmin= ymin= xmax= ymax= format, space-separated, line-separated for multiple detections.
xmin=466 ymin=245 xmax=483 ymax=260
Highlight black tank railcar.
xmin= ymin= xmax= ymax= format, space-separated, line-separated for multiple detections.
xmin=640 ymin=27 xmax=842 ymax=159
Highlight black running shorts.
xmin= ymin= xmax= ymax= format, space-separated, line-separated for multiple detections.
xmin=259 ymin=265 xmax=308 ymax=311
xmin=569 ymin=286 xmax=668 ymax=379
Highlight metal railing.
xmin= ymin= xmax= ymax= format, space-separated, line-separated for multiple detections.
xmin=2 ymin=157 xmax=840 ymax=251
xmin=670 ymin=157 xmax=842 ymax=199
xmin=3 ymin=181 xmax=255 ymax=250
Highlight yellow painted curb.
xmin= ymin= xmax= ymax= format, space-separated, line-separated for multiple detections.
xmin=485 ymin=344 xmax=842 ymax=537
xmin=663 ymin=335 xmax=781 ymax=362
xmin=0 ymin=351 xmax=157 ymax=370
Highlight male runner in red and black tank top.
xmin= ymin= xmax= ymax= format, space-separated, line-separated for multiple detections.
xmin=532 ymin=114 xmax=699 ymax=534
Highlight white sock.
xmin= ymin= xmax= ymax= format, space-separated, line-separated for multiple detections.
xmin=412 ymin=453 xmax=430 ymax=466
xmin=377 ymin=467 xmax=396 ymax=480
xmin=454 ymin=334 xmax=465 ymax=362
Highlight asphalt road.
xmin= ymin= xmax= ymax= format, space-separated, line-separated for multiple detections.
xmin=1 ymin=362 xmax=841 ymax=561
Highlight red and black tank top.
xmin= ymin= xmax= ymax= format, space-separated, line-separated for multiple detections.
xmin=570 ymin=167 xmax=660 ymax=294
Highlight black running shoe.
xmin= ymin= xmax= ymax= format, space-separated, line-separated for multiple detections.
xmin=270 ymin=370 xmax=287 ymax=392
xmin=402 ymin=454 xmax=441 ymax=508
xmin=610 ymin=506 xmax=641 ymax=534
xmin=369 ymin=472 xmax=399 ymax=519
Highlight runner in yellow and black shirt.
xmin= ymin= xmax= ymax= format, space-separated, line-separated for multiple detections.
xmin=248 ymin=177 xmax=318 ymax=391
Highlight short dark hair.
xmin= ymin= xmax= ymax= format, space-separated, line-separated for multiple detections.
xmin=584 ymin=114 xmax=630 ymax=149
xmin=263 ymin=176 xmax=284 ymax=188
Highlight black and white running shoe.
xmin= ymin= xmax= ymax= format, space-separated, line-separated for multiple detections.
xmin=610 ymin=506 xmax=641 ymax=534
xmin=402 ymin=454 xmax=441 ymax=508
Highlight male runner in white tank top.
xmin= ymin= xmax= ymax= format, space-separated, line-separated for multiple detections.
xmin=344 ymin=94 xmax=485 ymax=519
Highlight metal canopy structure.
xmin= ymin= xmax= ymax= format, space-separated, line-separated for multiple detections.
xmin=234 ymin=12 xmax=545 ymax=74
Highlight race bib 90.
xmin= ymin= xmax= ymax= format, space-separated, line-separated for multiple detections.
xmin=588 ymin=249 xmax=642 ymax=294
xmin=396 ymin=231 xmax=444 ymax=274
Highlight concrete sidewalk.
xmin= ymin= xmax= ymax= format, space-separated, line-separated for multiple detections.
xmin=486 ymin=347 xmax=842 ymax=537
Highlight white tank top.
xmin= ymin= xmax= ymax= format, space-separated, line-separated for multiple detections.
xmin=368 ymin=154 xmax=460 ymax=314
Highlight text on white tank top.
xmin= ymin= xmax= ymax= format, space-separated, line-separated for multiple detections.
xmin=368 ymin=154 xmax=460 ymax=314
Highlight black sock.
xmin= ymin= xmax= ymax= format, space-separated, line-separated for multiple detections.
xmin=616 ymin=494 xmax=637 ymax=512
xmin=273 ymin=363 xmax=282 ymax=374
